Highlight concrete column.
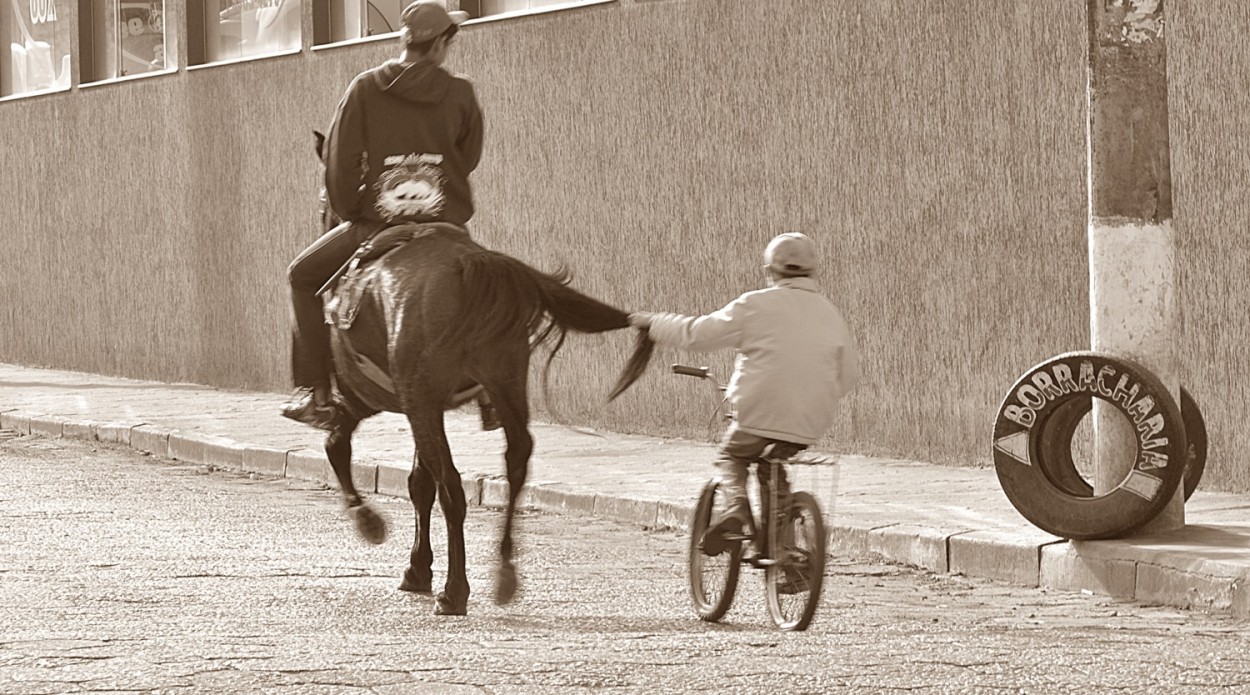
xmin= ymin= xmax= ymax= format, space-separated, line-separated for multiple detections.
xmin=1086 ymin=0 xmax=1182 ymax=531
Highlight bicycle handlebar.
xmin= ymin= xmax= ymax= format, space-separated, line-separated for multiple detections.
xmin=671 ymin=364 xmax=710 ymax=378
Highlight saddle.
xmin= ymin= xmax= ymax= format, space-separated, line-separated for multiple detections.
xmin=319 ymin=222 xmax=483 ymax=416
xmin=320 ymin=222 xmax=469 ymax=327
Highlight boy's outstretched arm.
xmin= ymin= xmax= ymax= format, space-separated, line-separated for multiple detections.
xmin=627 ymin=298 xmax=745 ymax=353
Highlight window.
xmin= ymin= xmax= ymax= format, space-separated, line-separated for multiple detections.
xmin=314 ymin=0 xmax=596 ymax=46
xmin=462 ymin=0 xmax=578 ymax=16
xmin=80 ymin=1 xmax=169 ymax=83
xmin=317 ymin=0 xmax=405 ymax=44
xmin=1 ymin=0 xmax=73 ymax=97
xmin=189 ymin=0 xmax=301 ymax=65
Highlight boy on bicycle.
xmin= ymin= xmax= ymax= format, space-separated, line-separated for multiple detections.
xmin=629 ymin=232 xmax=861 ymax=538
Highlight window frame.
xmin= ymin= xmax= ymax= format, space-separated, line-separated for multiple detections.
xmin=77 ymin=0 xmax=174 ymax=86
xmin=187 ymin=0 xmax=304 ymax=67
xmin=1 ymin=0 xmax=75 ymax=99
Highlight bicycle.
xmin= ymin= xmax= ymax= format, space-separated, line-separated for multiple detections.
xmin=673 ymin=364 xmax=830 ymax=632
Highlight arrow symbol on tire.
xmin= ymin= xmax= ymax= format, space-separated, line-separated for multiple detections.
xmin=993 ymin=431 xmax=1031 ymax=466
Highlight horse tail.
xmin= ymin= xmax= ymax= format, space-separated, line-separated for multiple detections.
xmin=451 ymin=250 xmax=653 ymax=400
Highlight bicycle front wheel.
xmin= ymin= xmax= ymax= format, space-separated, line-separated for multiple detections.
xmin=688 ymin=480 xmax=742 ymax=622
xmin=765 ymin=490 xmax=826 ymax=631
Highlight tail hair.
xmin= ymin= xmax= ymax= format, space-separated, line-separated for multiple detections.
xmin=446 ymin=250 xmax=651 ymax=401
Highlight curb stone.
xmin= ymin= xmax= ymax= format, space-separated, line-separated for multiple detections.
xmin=28 ymin=415 xmax=64 ymax=439
xmin=61 ymin=419 xmax=98 ymax=440
xmin=0 ymin=411 xmax=34 ymax=435
xmin=99 ymin=422 xmax=141 ymax=445
xmin=242 ymin=445 xmax=292 ymax=477
xmin=130 ymin=425 xmax=173 ymax=459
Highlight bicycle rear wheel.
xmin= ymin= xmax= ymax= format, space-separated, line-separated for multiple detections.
xmin=765 ymin=490 xmax=826 ymax=631
xmin=688 ymin=480 xmax=742 ymax=622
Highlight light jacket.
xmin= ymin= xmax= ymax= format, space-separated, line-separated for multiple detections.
xmin=325 ymin=59 xmax=484 ymax=227
xmin=647 ymin=277 xmax=860 ymax=445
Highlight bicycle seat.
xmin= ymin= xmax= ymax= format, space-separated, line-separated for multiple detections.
xmin=762 ymin=442 xmax=805 ymax=462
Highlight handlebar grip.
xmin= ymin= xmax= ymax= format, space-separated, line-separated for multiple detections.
xmin=671 ymin=364 xmax=710 ymax=378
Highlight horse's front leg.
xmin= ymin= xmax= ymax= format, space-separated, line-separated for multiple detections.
xmin=325 ymin=417 xmax=387 ymax=544
xmin=435 ymin=469 xmax=470 ymax=615
xmin=398 ymin=455 xmax=435 ymax=594
xmin=409 ymin=411 xmax=470 ymax=616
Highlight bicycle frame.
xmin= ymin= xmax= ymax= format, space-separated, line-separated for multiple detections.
xmin=671 ymin=364 xmax=793 ymax=564
xmin=676 ymin=363 xmax=829 ymax=631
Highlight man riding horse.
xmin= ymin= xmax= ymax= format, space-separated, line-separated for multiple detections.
xmin=283 ymin=0 xmax=493 ymax=430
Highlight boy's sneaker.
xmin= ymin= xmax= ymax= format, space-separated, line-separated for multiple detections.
xmin=701 ymin=508 xmax=751 ymax=556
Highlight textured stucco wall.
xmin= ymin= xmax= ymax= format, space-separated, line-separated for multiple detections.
xmin=0 ymin=1 xmax=1244 ymax=488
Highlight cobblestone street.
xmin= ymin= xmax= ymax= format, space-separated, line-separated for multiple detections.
xmin=3 ymin=434 xmax=1250 ymax=693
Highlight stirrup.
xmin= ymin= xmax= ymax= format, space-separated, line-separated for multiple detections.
xmin=445 ymin=384 xmax=484 ymax=409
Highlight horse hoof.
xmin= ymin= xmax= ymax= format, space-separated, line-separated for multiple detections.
xmin=435 ymin=592 xmax=467 ymax=616
xmin=398 ymin=570 xmax=432 ymax=594
xmin=348 ymin=504 xmax=387 ymax=545
xmin=494 ymin=563 xmax=518 ymax=606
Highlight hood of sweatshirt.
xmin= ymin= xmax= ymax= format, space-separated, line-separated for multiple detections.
xmin=372 ymin=59 xmax=451 ymax=104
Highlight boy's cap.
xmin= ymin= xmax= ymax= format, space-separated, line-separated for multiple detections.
xmin=402 ymin=1 xmax=469 ymax=42
xmin=764 ymin=232 xmax=819 ymax=275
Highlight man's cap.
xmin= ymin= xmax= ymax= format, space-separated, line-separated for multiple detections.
xmin=401 ymin=1 xmax=469 ymax=43
xmin=763 ymin=232 xmax=819 ymax=276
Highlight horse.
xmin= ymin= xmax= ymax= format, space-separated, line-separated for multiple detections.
xmin=309 ymin=132 xmax=654 ymax=616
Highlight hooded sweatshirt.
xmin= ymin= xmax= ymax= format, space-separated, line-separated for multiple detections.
xmin=325 ymin=59 xmax=484 ymax=227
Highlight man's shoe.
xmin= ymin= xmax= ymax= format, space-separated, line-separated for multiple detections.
xmin=281 ymin=389 xmax=341 ymax=431
xmin=479 ymin=402 xmax=502 ymax=431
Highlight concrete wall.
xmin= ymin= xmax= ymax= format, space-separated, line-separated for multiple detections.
xmin=0 ymin=0 xmax=1246 ymax=491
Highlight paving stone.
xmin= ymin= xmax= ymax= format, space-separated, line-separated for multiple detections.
xmin=350 ymin=461 xmax=379 ymax=494
xmin=868 ymin=523 xmax=955 ymax=573
xmin=60 ymin=419 xmax=99 ymax=441
xmin=828 ymin=522 xmax=878 ymax=560
xmin=242 ymin=446 xmax=290 ymax=477
xmin=286 ymin=449 xmax=334 ymax=487
xmin=0 ymin=410 xmax=33 ymax=434
xmin=376 ymin=464 xmax=412 ymax=501
xmin=527 ymin=485 xmax=597 ymax=516
xmin=96 ymin=422 xmax=136 ymax=445
xmin=204 ymin=439 xmax=246 ymax=470
xmin=481 ymin=476 xmax=509 ymax=508
xmin=168 ymin=433 xmax=209 ymax=464
xmin=1039 ymin=543 xmax=1137 ymax=599
xmin=949 ymin=531 xmax=1062 ymax=588
xmin=130 ymin=425 xmax=172 ymax=458
xmin=594 ymin=495 xmax=658 ymax=528
xmin=656 ymin=499 xmax=693 ymax=532
xmin=1136 ymin=563 xmax=1250 ymax=616
xmin=27 ymin=415 xmax=62 ymax=438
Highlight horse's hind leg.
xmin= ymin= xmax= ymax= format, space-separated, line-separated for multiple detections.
xmin=325 ymin=416 xmax=387 ymax=544
xmin=407 ymin=409 xmax=470 ymax=616
xmin=398 ymin=453 xmax=435 ymax=594
xmin=486 ymin=374 xmax=534 ymax=606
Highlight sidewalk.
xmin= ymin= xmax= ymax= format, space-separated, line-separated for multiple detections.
xmin=2 ymin=363 xmax=1248 ymax=616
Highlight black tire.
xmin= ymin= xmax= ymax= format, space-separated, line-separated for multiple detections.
xmin=688 ymin=480 xmax=741 ymax=622
xmin=1041 ymin=386 xmax=1207 ymax=501
xmin=765 ymin=491 xmax=825 ymax=632
xmin=1179 ymin=387 xmax=1209 ymax=500
xmin=992 ymin=351 xmax=1188 ymax=540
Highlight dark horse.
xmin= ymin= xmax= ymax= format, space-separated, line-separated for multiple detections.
xmin=310 ymin=133 xmax=653 ymax=616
